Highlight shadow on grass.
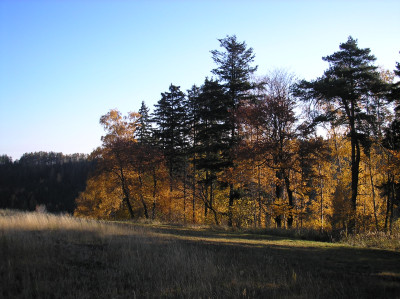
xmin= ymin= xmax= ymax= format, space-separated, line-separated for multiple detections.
xmin=140 ymin=223 xmax=400 ymax=277
xmin=114 ymin=224 xmax=400 ymax=298
xmin=2 ymin=217 xmax=400 ymax=298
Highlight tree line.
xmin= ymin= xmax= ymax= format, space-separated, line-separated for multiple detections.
xmin=0 ymin=152 xmax=92 ymax=213
xmin=71 ymin=35 xmax=399 ymax=233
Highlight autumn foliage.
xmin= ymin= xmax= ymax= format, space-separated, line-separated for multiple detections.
xmin=75 ymin=36 xmax=400 ymax=233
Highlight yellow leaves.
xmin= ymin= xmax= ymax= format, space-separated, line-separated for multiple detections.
xmin=100 ymin=109 xmax=140 ymax=144
xmin=76 ymin=101 xmax=397 ymax=230
xmin=387 ymin=149 xmax=400 ymax=175
xmin=74 ymin=173 xmax=123 ymax=219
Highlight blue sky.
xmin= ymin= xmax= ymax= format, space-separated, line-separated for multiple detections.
xmin=1 ymin=0 xmax=399 ymax=160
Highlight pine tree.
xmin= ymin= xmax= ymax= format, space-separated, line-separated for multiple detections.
xmin=392 ymin=56 xmax=400 ymax=114
xmin=294 ymin=36 xmax=389 ymax=232
xmin=382 ymin=59 xmax=400 ymax=230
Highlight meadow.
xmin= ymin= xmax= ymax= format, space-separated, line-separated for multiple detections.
xmin=1 ymin=210 xmax=400 ymax=298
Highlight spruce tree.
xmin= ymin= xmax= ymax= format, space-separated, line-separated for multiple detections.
xmin=194 ymin=78 xmax=231 ymax=223
xmin=211 ymin=35 xmax=258 ymax=226
xmin=186 ymin=84 xmax=201 ymax=223
xmin=211 ymin=35 xmax=258 ymax=109
xmin=195 ymin=78 xmax=231 ymax=172
xmin=152 ymin=84 xmax=187 ymax=191
xmin=137 ymin=101 xmax=153 ymax=144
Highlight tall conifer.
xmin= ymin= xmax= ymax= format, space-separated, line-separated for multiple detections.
xmin=211 ymin=35 xmax=258 ymax=226
xmin=137 ymin=101 xmax=153 ymax=144
xmin=294 ymin=37 xmax=388 ymax=232
xmin=152 ymin=84 xmax=187 ymax=191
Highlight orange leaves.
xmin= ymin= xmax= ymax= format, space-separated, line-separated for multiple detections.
xmin=74 ymin=172 xmax=123 ymax=219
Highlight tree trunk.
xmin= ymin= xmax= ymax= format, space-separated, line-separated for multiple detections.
xmin=318 ymin=164 xmax=324 ymax=232
xmin=192 ymin=171 xmax=196 ymax=224
xmin=390 ymin=180 xmax=395 ymax=233
xmin=151 ymin=168 xmax=157 ymax=220
xmin=141 ymin=197 xmax=149 ymax=219
xmin=284 ymin=175 xmax=294 ymax=228
xmin=384 ymin=180 xmax=391 ymax=232
xmin=257 ymin=165 xmax=262 ymax=227
xmin=168 ymin=160 xmax=173 ymax=221
xmin=367 ymin=156 xmax=379 ymax=230
xmin=275 ymin=170 xmax=284 ymax=228
xmin=349 ymin=130 xmax=360 ymax=233
xmin=119 ymin=167 xmax=134 ymax=219
xmin=204 ymin=172 xmax=209 ymax=219
xmin=138 ymin=173 xmax=149 ymax=219
xmin=183 ymin=161 xmax=187 ymax=224
xmin=228 ymin=183 xmax=234 ymax=227
xmin=210 ymin=181 xmax=219 ymax=225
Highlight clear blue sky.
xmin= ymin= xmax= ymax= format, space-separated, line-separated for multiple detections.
xmin=1 ymin=0 xmax=399 ymax=160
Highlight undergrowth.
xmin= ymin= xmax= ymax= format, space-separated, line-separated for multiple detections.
xmin=340 ymin=230 xmax=400 ymax=251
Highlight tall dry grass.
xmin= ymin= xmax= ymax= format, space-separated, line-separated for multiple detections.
xmin=1 ymin=210 xmax=398 ymax=298
xmin=340 ymin=230 xmax=400 ymax=251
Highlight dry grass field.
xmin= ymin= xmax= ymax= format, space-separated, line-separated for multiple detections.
xmin=1 ymin=210 xmax=400 ymax=298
